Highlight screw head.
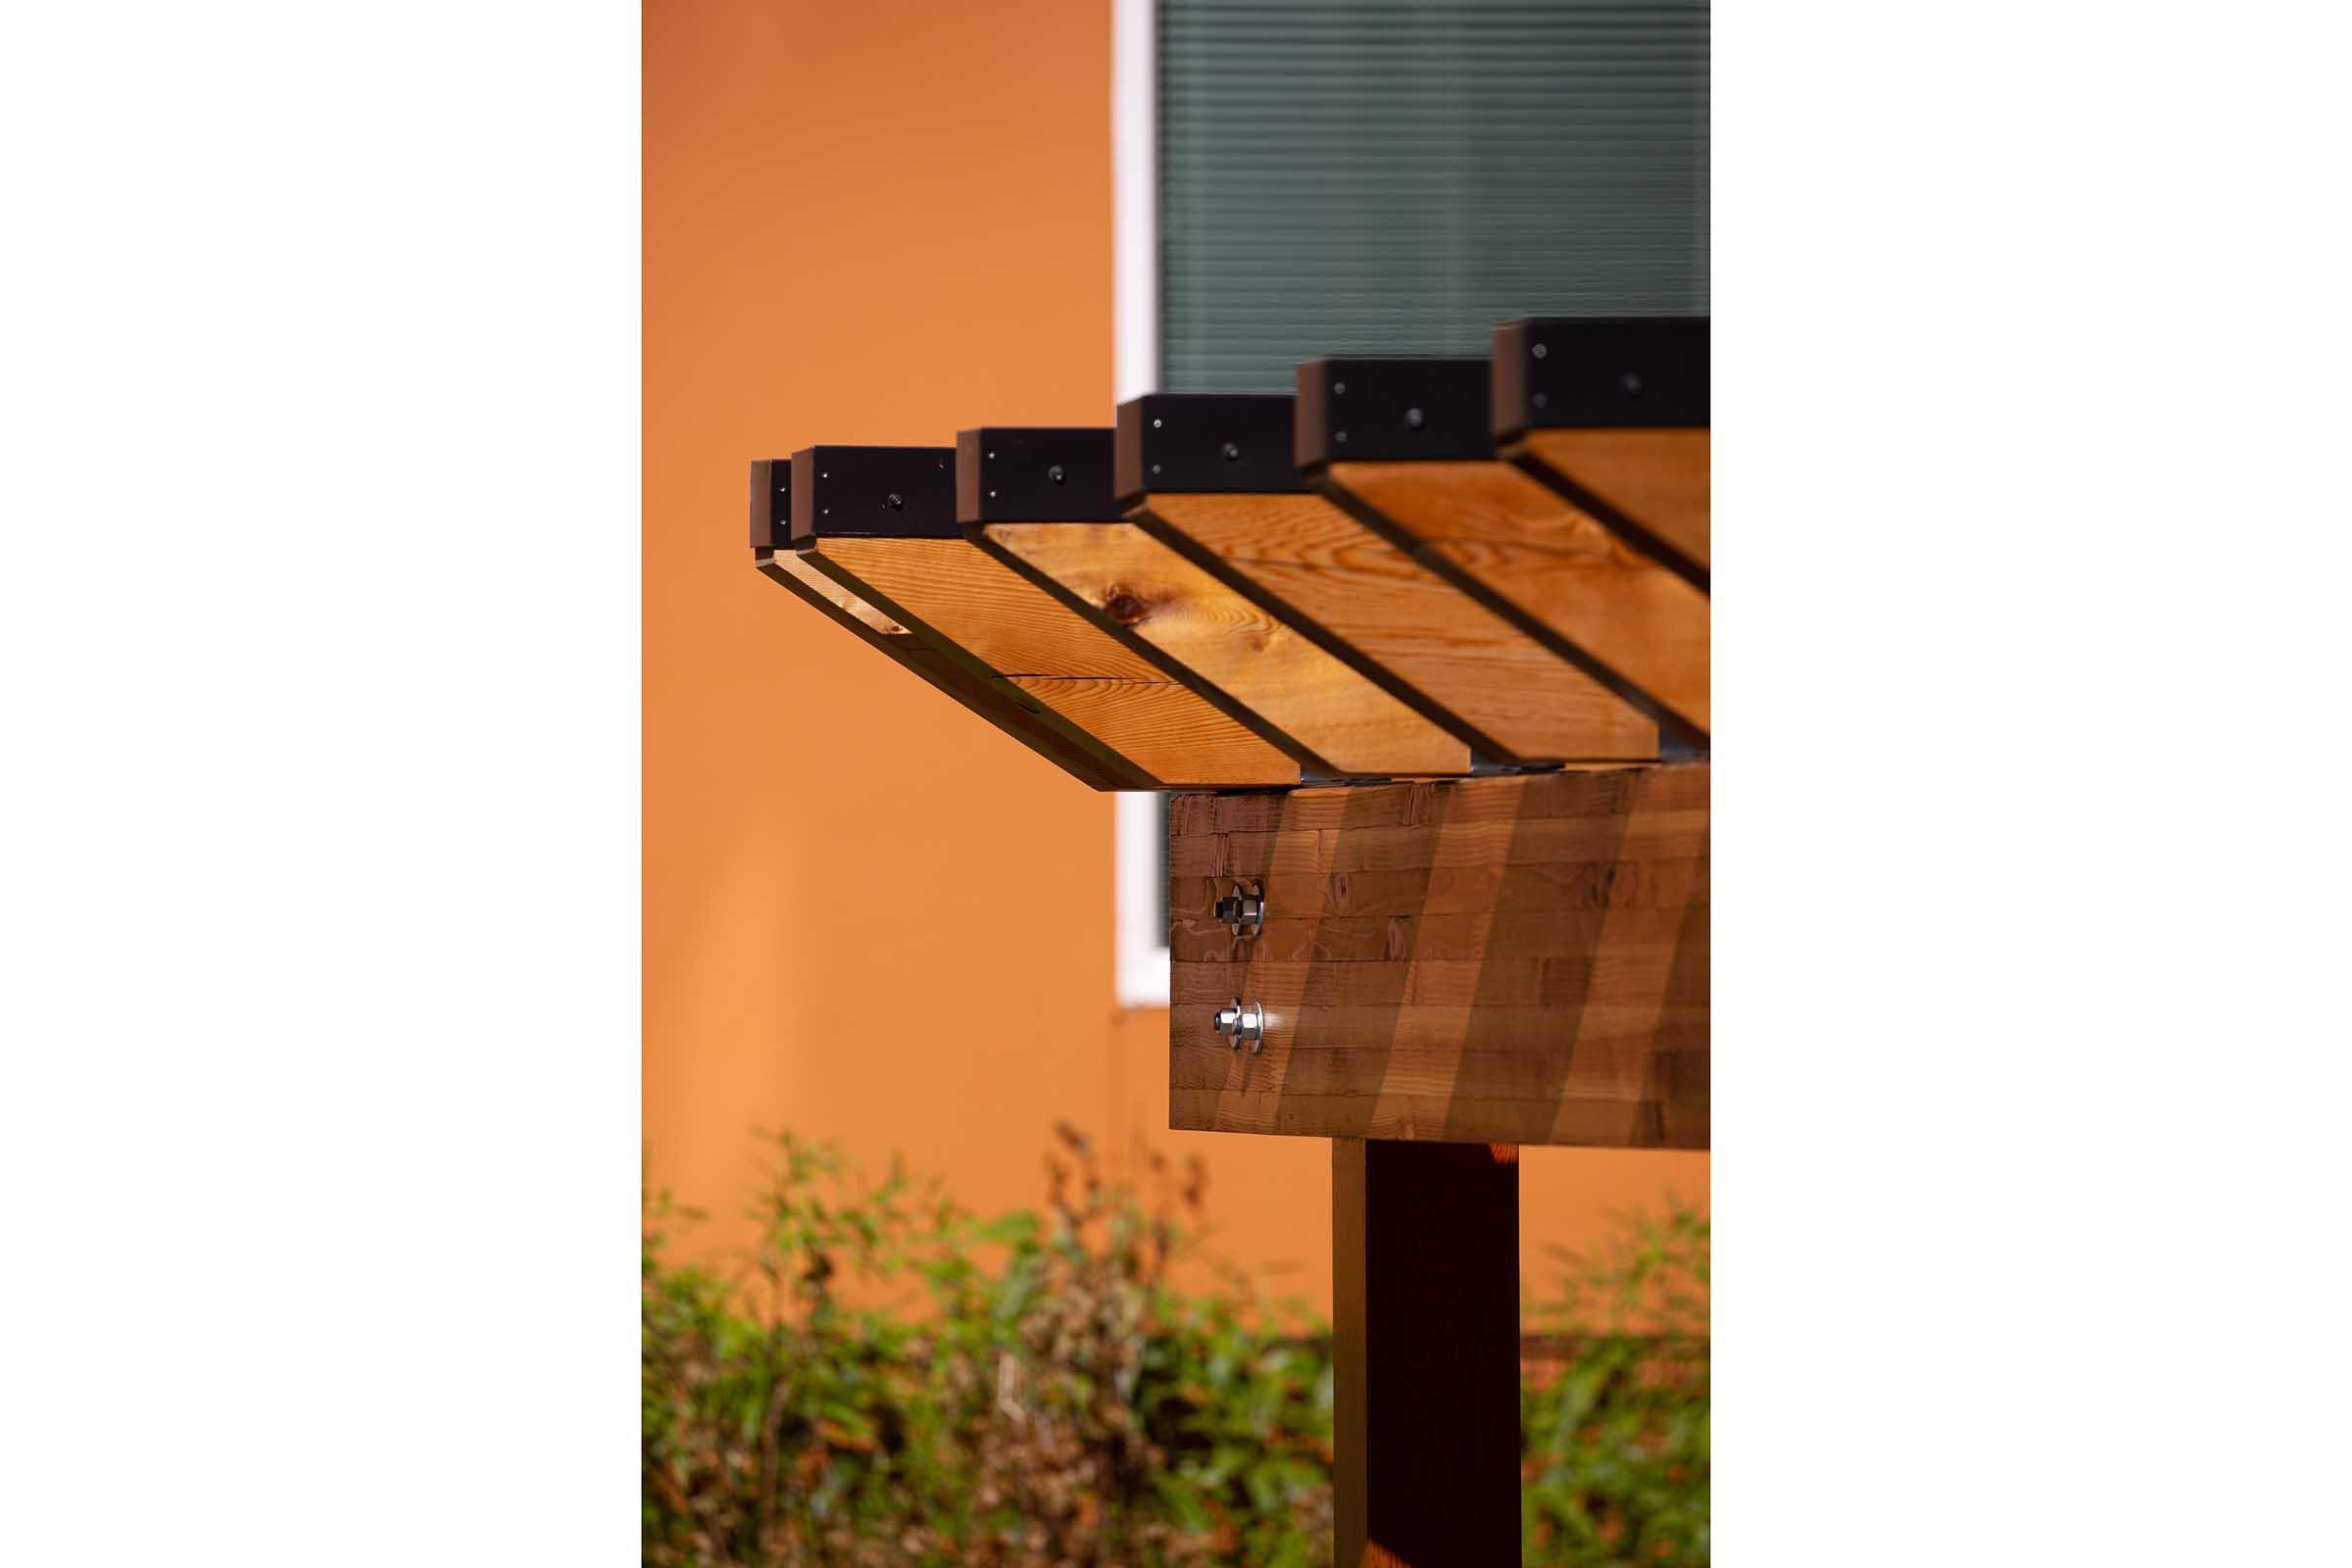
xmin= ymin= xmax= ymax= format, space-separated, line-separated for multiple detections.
xmin=1532 ymin=342 xmax=1548 ymax=360
xmin=1333 ymin=380 xmax=1348 ymax=396
xmin=1621 ymin=371 xmax=1644 ymax=398
xmin=1048 ymin=464 xmax=1066 ymax=485
xmin=1221 ymin=442 xmax=1240 ymax=462
xmin=1404 ymin=407 xmax=1425 ymax=430
xmin=1335 ymin=430 xmax=1348 ymax=444
xmin=886 ymin=493 xmax=904 ymax=511
xmin=1532 ymin=392 xmax=1549 ymax=410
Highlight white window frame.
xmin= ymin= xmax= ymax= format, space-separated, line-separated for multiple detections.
xmin=1112 ymin=0 xmax=1157 ymax=408
xmin=1113 ymin=792 xmax=1168 ymax=1007
xmin=1111 ymin=0 xmax=1169 ymax=1008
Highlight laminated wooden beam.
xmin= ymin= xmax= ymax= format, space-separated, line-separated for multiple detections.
xmin=1168 ymin=762 xmax=1708 ymax=1149
xmin=788 ymin=447 xmax=1300 ymax=790
xmin=1298 ymin=351 xmax=1711 ymax=746
xmin=749 ymin=460 xmax=1148 ymax=790
xmin=1494 ymin=316 xmax=1711 ymax=588
xmin=959 ymin=427 xmax=1471 ymax=779
xmin=1118 ymin=393 xmax=1658 ymax=765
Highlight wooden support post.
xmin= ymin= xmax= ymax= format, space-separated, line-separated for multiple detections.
xmin=1334 ymin=1138 xmax=1521 ymax=1567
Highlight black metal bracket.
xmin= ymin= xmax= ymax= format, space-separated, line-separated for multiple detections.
xmin=789 ymin=446 xmax=959 ymax=542
xmin=956 ymin=427 xmax=1118 ymax=524
xmin=1492 ymin=318 xmax=1710 ymax=439
xmin=750 ymin=458 xmax=793 ymax=550
xmin=1115 ymin=394 xmax=1304 ymax=506
xmin=1297 ymin=358 xmax=1494 ymax=467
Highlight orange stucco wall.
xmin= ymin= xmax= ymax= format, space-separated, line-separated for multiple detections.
xmin=645 ymin=0 xmax=1706 ymax=1310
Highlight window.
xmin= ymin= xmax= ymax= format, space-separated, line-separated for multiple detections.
xmin=1109 ymin=0 xmax=1709 ymax=1004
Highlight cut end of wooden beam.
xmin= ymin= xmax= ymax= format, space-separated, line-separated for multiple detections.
xmin=1492 ymin=317 xmax=1709 ymax=440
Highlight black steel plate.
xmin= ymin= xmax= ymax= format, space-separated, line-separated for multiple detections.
xmin=1493 ymin=318 xmax=1710 ymax=437
xmin=956 ymin=427 xmax=1118 ymax=523
xmin=789 ymin=446 xmax=959 ymax=541
xmin=1297 ymin=358 xmax=1494 ymax=466
xmin=1115 ymin=394 xmax=1304 ymax=504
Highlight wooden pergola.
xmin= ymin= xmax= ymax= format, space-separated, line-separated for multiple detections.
xmin=750 ymin=318 xmax=1709 ymax=1565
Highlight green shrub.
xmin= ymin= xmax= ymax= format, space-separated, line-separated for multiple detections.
xmin=644 ymin=1128 xmax=1705 ymax=1565
xmin=1523 ymin=1206 xmax=1710 ymax=1564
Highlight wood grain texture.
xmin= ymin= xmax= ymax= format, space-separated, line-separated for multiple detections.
xmin=1002 ymin=676 xmax=1297 ymax=788
xmin=767 ymin=549 xmax=907 ymax=634
xmin=1169 ymin=762 xmax=1708 ymax=1148
xmin=1333 ymin=1138 xmax=1519 ymax=1568
xmin=1329 ymin=460 xmax=1711 ymax=735
xmin=980 ymin=521 xmax=1469 ymax=777
xmin=812 ymin=537 xmax=1164 ymax=679
xmin=754 ymin=553 xmax=1146 ymax=790
xmin=1143 ymin=492 xmax=1658 ymax=761
xmin=1524 ymin=427 xmax=1711 ymax=573
xmin=805 ymin=536 xmax=1300 ymax=789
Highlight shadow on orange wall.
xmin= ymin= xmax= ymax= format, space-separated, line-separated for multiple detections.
xmin=645 ymin=0 xmax=1705 ymax=1310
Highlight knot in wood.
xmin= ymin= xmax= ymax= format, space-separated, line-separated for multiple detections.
xmin=1101 ymin=586 xmax=1152 ymax=626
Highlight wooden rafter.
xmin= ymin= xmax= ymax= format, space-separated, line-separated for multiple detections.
xmin=1294 ymin=351 xmax=1710 ymax=745
xmin=785 ymin=446 xmax=1302 ymax=790
xmin=750 ymin=460 xmax=1149 ymax=789
xmin=960 ymin=427 xmax=1472 ymax=779
xmin=1119 ymin=391 xmax=1661 ymax=765
xmin=745 ymin=318 xmax=1709 ymax=791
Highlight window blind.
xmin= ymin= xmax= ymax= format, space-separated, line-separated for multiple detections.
xmin=1158 ymin=0 xmax=1709 ymax=392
